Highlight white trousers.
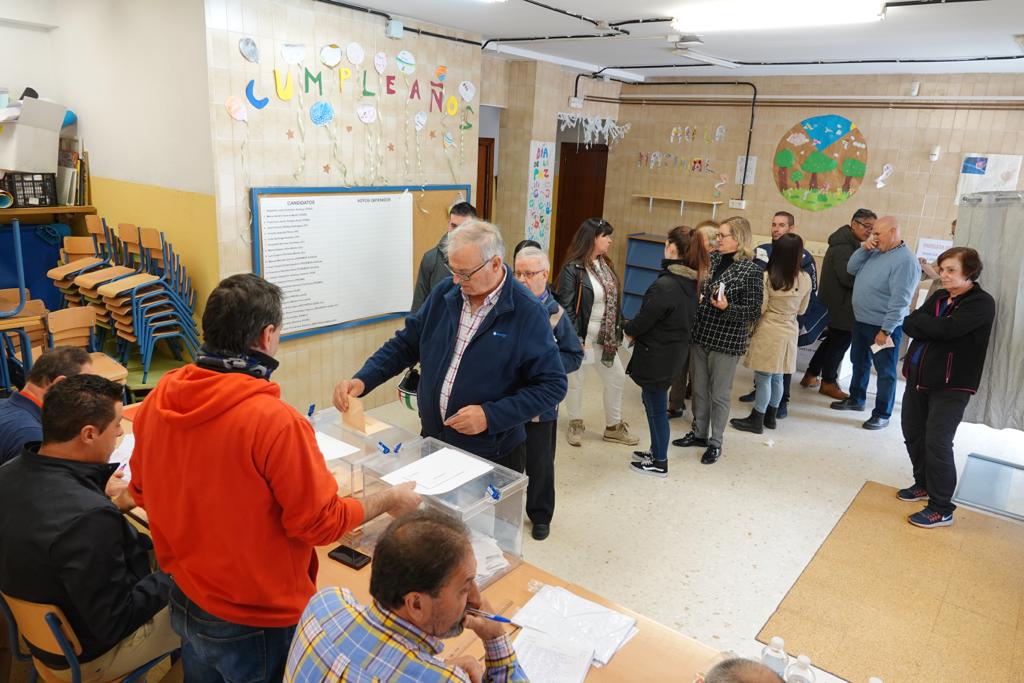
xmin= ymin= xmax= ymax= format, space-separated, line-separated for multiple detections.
xmin=565 ymin=326 xmax=625 ymax=425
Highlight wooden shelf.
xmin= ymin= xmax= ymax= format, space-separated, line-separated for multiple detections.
xmin=631 ymin=194 xmax=723 ymax=218
xmin=0 ymin=205 xmax=97 ymax=219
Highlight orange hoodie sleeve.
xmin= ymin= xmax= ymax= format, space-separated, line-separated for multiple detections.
xmin=261 ymin=416 xmax=365 ymax=546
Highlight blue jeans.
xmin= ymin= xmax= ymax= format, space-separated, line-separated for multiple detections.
xmin=754 ymin=371 xmax=784 ymax=412
xmin=849 ymin=321 xmax=903 ymax=419
xmin=169 ymin=583 xmax=296 ymax=683
xmin=641 ymin=386 xmax=670 ymax=462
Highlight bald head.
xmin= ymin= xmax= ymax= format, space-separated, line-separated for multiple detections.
xmin=705 ymin=658 xmax=784 ymax=683
xmin=871 ymin=215 xmax=902 ymax=252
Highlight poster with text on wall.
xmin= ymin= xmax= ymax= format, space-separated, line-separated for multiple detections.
xmin=955 ymin=153 xmax=1022 ymax=204
xmin=525 ymin=140 xmax=555 ymax=250
xmin=773 ymin=114 xmax=867 ymax=213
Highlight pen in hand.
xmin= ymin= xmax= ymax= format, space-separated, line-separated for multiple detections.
xmin=465 ymin=607 xmax=512 ymax=624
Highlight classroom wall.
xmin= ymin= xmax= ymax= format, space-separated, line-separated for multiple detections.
xmin=492 ymin=60 xmax=620 ymax=257
xmin=601 ymin=73 xmax=1024 ymax=269
xmin=0 ymin=0 xmax=59 ymax=101
xmin=205 ymin=0 xmax=482 ymax=410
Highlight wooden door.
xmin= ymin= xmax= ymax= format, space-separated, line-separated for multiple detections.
xmin=477 ymin=138 xmax=495 ymax=220
xmin=552 ymin=143 xmax=608 ymax=278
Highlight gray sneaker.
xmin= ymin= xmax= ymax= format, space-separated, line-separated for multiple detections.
xmin=603 ymin=421 xmax=639 ymax=446
xmin=566 ymin=419 xmax=584 ymax=447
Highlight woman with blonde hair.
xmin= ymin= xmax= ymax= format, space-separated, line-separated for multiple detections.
xmin=672 ymin=216 xmax=763 ymax=465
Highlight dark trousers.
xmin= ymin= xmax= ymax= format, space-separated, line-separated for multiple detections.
xmin=524 ymin=420 xmax=557 ymax=525
xmin=169 ymin=583 xmax=295 ymax=683
xmin=902 ymin=386 xmax=970 ymax=515
xmin=849 ymin=322 xmax=903 ymax=419
xmin=493 ymin=442 xmax=526 ymax=474
xmin=807 ymin=327 xmax=853 ymax=383
xmin=668 ymin=347 xmax=691 ymax=411
xmin=641 ymin=386 xmax=670 ymax=462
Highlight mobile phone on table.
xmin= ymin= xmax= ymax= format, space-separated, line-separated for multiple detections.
xmin=328 ymin=544 xmax=371 ymax=570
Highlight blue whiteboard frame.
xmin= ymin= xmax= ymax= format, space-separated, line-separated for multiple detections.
xmin=249 ymin=184 xmax=471 ymax=341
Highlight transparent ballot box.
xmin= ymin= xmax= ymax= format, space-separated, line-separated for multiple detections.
xmin=310 ymin=407 xmax=421 ymax=498
xmin=354 ymin=437 xmax=527 ymax=587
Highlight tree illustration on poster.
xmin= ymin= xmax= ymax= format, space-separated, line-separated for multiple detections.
xmin=773 ymin=114 xmax=867 ymax=212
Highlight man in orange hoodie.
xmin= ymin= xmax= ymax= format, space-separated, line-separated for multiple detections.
xmin=129 ymin=274 xmax=420 ymax=683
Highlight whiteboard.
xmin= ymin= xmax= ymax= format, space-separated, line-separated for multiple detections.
xmin=252 ymin=189 xmax=414 ymax=339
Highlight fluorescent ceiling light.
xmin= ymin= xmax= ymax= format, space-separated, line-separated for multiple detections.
xmin=671 ymin=0 xmax=885 ymax=32
xmin=485 ymin=43 xmax=646 ymax=81
xmin=674 ymin=49 xmax=739 ymax=68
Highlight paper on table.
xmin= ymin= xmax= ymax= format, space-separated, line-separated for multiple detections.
xmin=870 ymin=336 xmax=895 ymax=354
xmin=109 ymin=433 xmax=135 ymax=482
xmin=513 ymin=585 xmax=637 ymax=666
xmin=380 ymin=447 xmax=492 ymax=495
xmin=514 ymin=629 xmax=594 ymax=683
xmin=315 ymin=432 xmax=361 ymax=462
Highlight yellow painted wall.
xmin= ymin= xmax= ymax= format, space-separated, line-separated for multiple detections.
xmin=90 ymin=177 xmax=219 ymax=319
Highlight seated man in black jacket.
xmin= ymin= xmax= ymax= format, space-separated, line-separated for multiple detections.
xmin=0 ymin=374 xmax=178 ymax=681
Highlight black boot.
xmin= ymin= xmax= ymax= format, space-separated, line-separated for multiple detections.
xmin=776 ymin=399 xmax=789 ymax=419
xmin=730 ymin=409 xmax=765 ymax=434
xmin=763 ymin=406 xmax=778 ymax=429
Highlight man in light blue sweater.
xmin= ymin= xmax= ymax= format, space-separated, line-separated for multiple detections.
xmin=830 ymin=216 xmax=920 ymax=429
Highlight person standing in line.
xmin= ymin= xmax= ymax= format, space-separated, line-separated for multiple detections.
xmin=513 ymin=243 xmax=583 ymax=540
xmin=672 ymin=216 xmax=763 ymax=465
xmin=898 ymin=247 xmax=994 ymax=528
xmin=626 ymin=226 xmax=708 ymax=477
xmin=668 ymin=220 xmax=719 ymax=419
xmin=556 ymin=218 xmax=639 ymax=448
xmin=410 ymin=202 xmax=478 ymax=313
xmin=829 ymin=216 xmax=920 ymax=429
xmin=731 ymin=234 xmax=812 ymax=434
xmin=802 ymin=208 xmax=877 ymax=400
xmin=739 ymin=211 xmax=818 ymax=419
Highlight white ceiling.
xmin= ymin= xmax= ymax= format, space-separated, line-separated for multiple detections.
xmin=340 ymin=0 xmax=1024 ymax=77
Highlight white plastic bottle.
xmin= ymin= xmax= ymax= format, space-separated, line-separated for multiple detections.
xmin=760 ymin=636 xmax=789 ymax=676
xmin=784 ymin=654 xmax=816 ymax=683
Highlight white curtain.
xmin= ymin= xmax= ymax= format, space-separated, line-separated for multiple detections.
xmin=955 ymin=191 xmax=1024 ymax=430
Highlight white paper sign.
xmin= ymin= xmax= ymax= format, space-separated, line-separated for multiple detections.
xmin=381 ymin=447 xmax=493 ymax=495
xmin=735 ymin=155 xmax=757 ymax=185
xmin=916 ymin=238 xmax=953 ymax=263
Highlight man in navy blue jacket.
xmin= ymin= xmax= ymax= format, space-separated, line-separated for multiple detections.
xmin=333 ymin=221 xmax=567 ymax=472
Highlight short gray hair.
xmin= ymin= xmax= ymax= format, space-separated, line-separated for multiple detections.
xmin=514 ymin=246 xmax=550 ymax=271
xmin=446 ymin=220 xmax=505 ymax=263
xmin=705 ymin=658 xmax=784 ymax=683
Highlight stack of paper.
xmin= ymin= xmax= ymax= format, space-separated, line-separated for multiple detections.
xmin=513 ymin=585 xmax=637 ymax=667
xmin=514 ymin=629 xmax=594 ymax=683
xmin=469 ymin=529 xmax=509 ymax=584
xmin=108 ymin=433 xmax=135 ymax=482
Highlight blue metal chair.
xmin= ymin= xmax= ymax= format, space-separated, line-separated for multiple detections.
xmin=0 ymin=592 xmax=176 ymax=683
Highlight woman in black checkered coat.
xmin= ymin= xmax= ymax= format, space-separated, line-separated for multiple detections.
xmin=671 ymin=216 xmax=764 ymax=465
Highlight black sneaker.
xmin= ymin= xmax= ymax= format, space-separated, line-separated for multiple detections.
xmin=630 ymin=456 xmax=668 ymax=478
xmin=909 ymin=508 xmax=953 ymax=528
xmin=632 ymin=450 xmax=651 ymax=462
xmin=897 ymin=485 xmax=929 ymax=502
xmin=667 ymin=408 xmax=685 ymax=419
xmin=739 ymin=389 xmax=756 ymax=403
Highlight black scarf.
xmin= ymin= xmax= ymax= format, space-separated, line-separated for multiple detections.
xmin=196 ymin=346 xmax=280 ymax=380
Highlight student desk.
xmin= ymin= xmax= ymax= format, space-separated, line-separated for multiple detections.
xmin=315 ymin=546 xmax=722 ymax=681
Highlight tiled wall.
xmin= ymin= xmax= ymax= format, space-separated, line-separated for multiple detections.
xmin=601 ymin=73 xmax=1024 ymax=269
xmin=205 ymin=0 xmax=481 ymax=410
xmin=480 ymin=53 xmax=509 ymax=108
xmin=493 ymin=60 xmax=621 ymax=252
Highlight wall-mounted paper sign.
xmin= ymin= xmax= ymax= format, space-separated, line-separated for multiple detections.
xmin=916 ymin=238 xmax=953 ymax=263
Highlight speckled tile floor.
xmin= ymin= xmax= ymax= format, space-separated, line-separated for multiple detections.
xmin=369 ymin=363 xmax=1024 ymax=682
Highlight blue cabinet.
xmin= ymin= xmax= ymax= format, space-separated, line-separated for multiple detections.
xmin=622 ymin=233 xmax=664 ymax=319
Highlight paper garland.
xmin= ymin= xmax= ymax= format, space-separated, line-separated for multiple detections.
xmin=557 ymin=113 xmax=631 ymax=147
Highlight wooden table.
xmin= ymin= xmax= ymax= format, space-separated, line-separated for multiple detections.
xmin=315 ymin=546 xmax=721 ymax=681
xmin=122 ymin=408 xmax=721 ymax=680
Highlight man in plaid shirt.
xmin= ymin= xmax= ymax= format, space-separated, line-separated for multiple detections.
xmin=284 ymin=509 xmax=527 ymax=683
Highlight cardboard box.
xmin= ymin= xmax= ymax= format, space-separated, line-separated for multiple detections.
xmin=0 ymin=99 xmax=67 ymax=174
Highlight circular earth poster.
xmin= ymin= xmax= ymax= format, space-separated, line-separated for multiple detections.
xmin=773 ymin=114 xmax=867 ymax=212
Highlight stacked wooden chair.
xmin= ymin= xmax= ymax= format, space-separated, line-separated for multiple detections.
xmin=0 ymin=289 xmax=47 ymax=394
xmin=45 ymin=307 xmax=129 ymax=385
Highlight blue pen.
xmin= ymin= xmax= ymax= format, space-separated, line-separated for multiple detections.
xmin=465 ymin=607 xmax=512 ymax=624
xmin=307 ymin=403 xmax=316 ymax=418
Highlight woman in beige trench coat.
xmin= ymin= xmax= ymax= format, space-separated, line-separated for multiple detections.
xmin=732 ymin=233 xmax=811 ymax=434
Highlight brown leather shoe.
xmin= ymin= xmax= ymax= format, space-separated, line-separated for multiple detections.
xmin=819 ymin=381 xmax=849 ymax=400
xmin=799 ymin=371 xmax=820 ymax=388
